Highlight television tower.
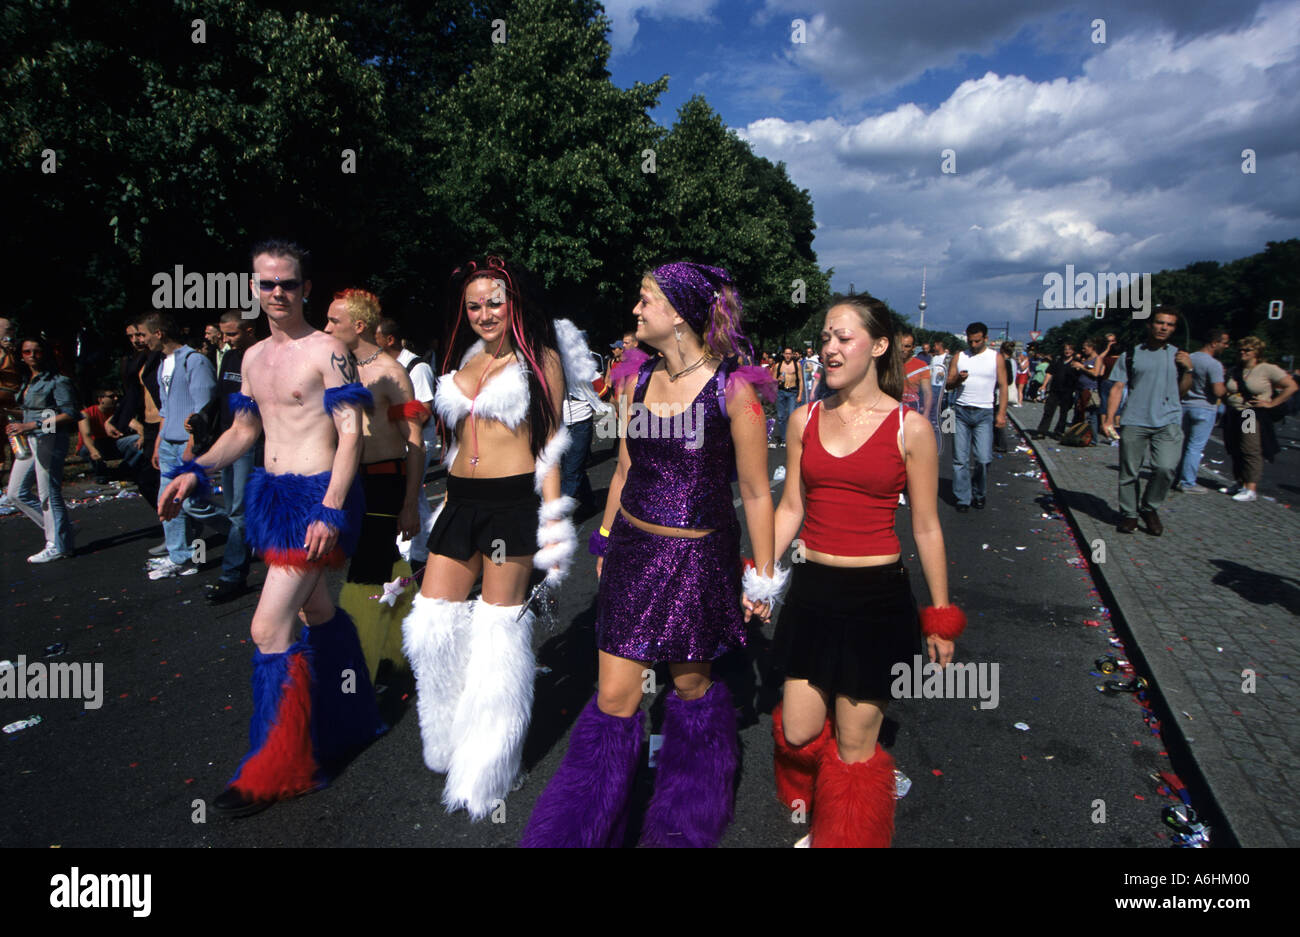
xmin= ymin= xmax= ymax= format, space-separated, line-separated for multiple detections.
xmin=918 ymin=265 xmax=927 ymax=330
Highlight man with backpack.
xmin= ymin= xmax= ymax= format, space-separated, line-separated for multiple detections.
xmin=375 ymin=318 xmax=436 ymax=570
xmin=141 ymin=311 xmax=223 ymax=578
xmin=1102 ymin=309 xmax=1193 ymax=536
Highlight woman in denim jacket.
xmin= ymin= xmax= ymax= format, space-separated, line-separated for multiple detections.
xmin=5 ymin=336 xmax=80 ymax=562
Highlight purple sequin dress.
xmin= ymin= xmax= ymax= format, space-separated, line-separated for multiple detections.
xmin=596 ymin=358 xmax=746 ymax=663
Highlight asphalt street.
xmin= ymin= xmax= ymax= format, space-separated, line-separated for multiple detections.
xmin=2 ymin=422 xmax=1203 ymax=848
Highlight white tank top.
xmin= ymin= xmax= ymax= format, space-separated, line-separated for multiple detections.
xmin=955 ymin=348 xmax=997 ymax=409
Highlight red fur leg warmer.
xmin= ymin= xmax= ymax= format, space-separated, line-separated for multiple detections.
xmin=810 ymin=742 xmax=896 ymax=848
xmin=772 ymin=703 xmax=833 ymax=811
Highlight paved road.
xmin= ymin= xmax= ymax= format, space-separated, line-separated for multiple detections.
xmin=2 ymin=424 xmax=1209 ymax=847
xmin=1011 ymin=401 xmax=1298 ymax=847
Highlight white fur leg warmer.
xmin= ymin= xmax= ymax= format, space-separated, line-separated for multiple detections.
xmin=742 ymin=563 xmax=792 ymax=606
xmin=534 ymin=495 xmax=577 ymax=585
xmin=402 ymin=595 xmax=472 ymax=773
xmin=441 ymin=600 xmax=537 ymax=819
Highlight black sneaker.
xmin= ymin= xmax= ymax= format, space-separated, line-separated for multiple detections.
xmin=973 ymin=498 xmax=986 ymax=509
xmin=956 ymin=504 xmax=970 ymax=513
xmin=212 ymin=787 xmax=273 ymax=819
xmin=205 ymin=580 xmax=248 ymax=604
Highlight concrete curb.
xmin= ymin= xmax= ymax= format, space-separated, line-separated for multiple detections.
xmin=1009 ymin=408 xmax=1288 ymax=848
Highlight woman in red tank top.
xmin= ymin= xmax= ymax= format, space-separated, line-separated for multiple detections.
xmin=766 ymin=295 xmax=965 ymax=847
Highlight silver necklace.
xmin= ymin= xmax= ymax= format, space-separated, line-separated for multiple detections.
xmin=667 ymin=353 xmax=709 ymax=382
xmin=357 ymin=348 xmax=383 ymax=367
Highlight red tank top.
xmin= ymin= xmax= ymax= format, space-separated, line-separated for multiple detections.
xmin=800 ymin=401 xmax=908 ymax=556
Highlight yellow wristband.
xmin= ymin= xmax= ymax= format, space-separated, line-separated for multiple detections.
xmin=599 ymin=526 xmax=610 ymax=537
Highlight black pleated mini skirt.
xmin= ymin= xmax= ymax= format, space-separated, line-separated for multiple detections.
xmin=426 ymin=472 xmax=540 ymax=561
xmin=771 ymin=560 xmax=922 ymax=702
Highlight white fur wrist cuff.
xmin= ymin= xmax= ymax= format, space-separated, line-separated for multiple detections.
xmin=533 ymin=425 xmax=571 ymax=494
xmin=539 ymin=495 xmax=576 ymax=523
xmin=534 ymin=515 xmax=577 ymax=584
xmin=742 ymin=564 xmax=791 ymax=605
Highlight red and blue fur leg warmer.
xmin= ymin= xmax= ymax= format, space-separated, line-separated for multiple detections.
xmin=227 ymin=641 xmax=320 ymax=802
xmin=639 ymin=680 xmax=738 ymax=848
xmin=226 ymin=609 xmax=385 ymax=802
xmin=519 ymin=695 xmax=645 ymax=848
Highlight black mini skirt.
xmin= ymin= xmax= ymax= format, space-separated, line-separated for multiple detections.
xmin=771 ymin=560 xmax=922 ymax=702
xmin=426 ymin=472 xmax=540 ymax=561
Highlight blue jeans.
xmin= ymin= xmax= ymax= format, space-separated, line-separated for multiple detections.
xmin=952 ymin=405 xmax=994 ymax=505
xmin=561 ymin=417 xmax=594 ymax=505
xmin=115 ymin=434 xmax=146 ymax=470
xmin=158 ymin=438 xmax=226 ymax=565
xmin=7 ymin=431 xmax=73 ymax=553
xmin=776 ymin=388 xmax=800 ymax=442
xmin=219 ymin=449 xmax=255 ymax=583
xmin=1176 ymin=406 xmax=1217 ymax=488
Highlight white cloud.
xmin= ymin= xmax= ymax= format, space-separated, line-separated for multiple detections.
xmin=738 ymin=1 xmax=1300 ymax=334
xmin=758 ymin=0 xmax=1267 ymax=104
xmin=603 ymin=0 xmax=722 ymax=55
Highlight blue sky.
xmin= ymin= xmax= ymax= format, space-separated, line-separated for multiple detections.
xmin=604 ymin=0 xmax=1300 ymax=339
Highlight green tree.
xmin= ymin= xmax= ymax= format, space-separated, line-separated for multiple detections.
xmin=649 ymin=96 xmax=830 ymax=346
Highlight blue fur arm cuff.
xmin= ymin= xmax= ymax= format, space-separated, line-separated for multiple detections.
xmin=308 ymin=502 xmax=347 ymax=533
xmin=162 ymin=459 xmax=213 ymax=498
xmin=229 ymin=392 xmax=260 ymax=419
xmin=323 ymin=383 xmax=374 ymax=416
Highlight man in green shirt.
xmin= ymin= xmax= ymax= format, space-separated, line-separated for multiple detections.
xmin=1102 ymin=309 xmax=1193 ymax=536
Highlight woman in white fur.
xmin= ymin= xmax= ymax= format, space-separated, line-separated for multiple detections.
xmin=401 ymin=256 xmax=582 ymax=819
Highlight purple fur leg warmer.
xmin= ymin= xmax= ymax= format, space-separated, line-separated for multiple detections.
xmin=639 ymin=680 xmax=738 ymax=848
xmin=519 ymin=695 xmax=645 ymax=848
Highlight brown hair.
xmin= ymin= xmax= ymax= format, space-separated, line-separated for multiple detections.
xmin=826 ymin=295 xmax=903 ymax=401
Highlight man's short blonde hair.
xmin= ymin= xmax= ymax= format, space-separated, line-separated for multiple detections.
xmin=333 ymin=289 xmax=382 ymax=332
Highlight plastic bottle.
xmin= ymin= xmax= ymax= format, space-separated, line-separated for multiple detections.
xmin=3 ymin=716 xmax=42 ymax=734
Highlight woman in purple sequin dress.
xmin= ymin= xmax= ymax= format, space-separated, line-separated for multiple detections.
xmin=521 ymin=262 xmax=785 ymax=848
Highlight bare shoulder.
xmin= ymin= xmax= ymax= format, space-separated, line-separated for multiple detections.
xmin=313 ymin=332 xmax=356 ymax=383
xmin=242 ymin=337 xmax=269 ymax=369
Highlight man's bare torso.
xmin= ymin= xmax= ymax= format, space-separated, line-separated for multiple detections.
xmin=359 ymin=353 xmax=413 ymax=463
xmin=244 ymin=330 xmax=345 ymax=475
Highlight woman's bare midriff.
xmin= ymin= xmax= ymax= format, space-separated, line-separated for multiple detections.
xmin=620 ymin=507 xmax=713 ymax=539
xmin=803 ymin=548 xmax=901 ymax=568
xmin=450 ymin=417 xmax=535 ymax=478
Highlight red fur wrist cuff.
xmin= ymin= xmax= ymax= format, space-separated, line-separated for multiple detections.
xmin=921 ymin=605 xmax=966 ymax=640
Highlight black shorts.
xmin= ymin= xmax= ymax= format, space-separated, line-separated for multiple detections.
xmin=426 ymin=472 xmax=540 ymax=561
xmin=771 ymin=560 xmax=922 ymax=702
xmin=346 ymin=462 xmax=406 ymax=584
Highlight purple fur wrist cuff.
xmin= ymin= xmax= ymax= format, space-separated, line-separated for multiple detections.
xmin=162 ymin=458 xmax=212 ymax=498
xmin=588 ymin=528 xmax=610 ymax=557
xmin=308 ymin=503 xmax=347 ymax=533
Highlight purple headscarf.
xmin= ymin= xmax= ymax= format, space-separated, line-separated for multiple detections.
xmin=650 ymin=262 xmax=734 ymax=337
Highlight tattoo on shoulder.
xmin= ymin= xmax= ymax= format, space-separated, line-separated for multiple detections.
xmin=332 ymin=352 xmax=358 ymax=384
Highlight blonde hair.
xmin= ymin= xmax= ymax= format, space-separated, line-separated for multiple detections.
xmin=1238 ymin=335 xmax=1266 ymax=359
xmin=334 ymin=288 xmax=382 ymax=332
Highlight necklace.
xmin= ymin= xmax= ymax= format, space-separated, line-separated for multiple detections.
xmin=834 ymin=390 xmax=885 ymax=427
xmin=667 ymin=353 xmax=709 ymax=382
xmin=356 ymin=348 xmax=383 ymax=367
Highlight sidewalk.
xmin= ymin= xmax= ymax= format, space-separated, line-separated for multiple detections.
xmin=1010 ymin=402 xmax=1298 ymax=847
